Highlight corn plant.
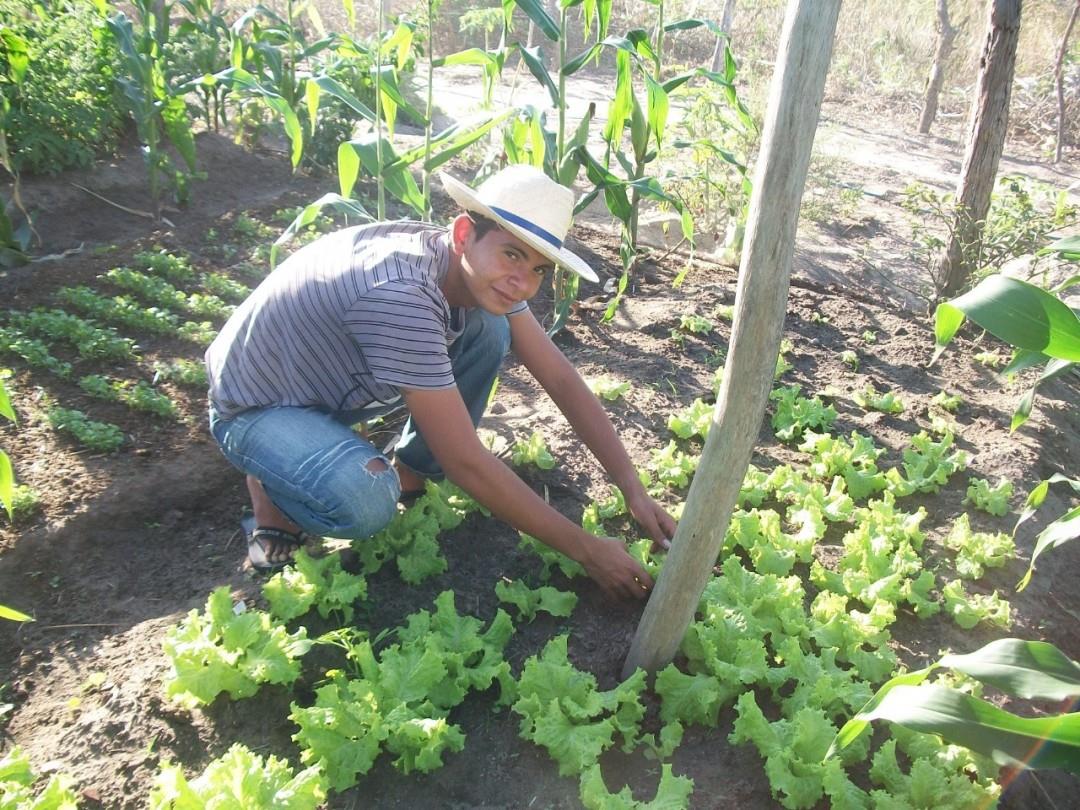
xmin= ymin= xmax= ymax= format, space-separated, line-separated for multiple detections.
xmin=0 ymin=375 xmax=15 ymax=522
xmin=932 ymin=236 xmax=1080 ymax=431
xmin=828 ymin=638 xmax=1080 ymax=775
xmin=0 ymin=24 xmax=32 ymax=266
xmin=172 ymin=0 xmax=231 ymax=131
xmin=1014 ymin=473 xmax=1080 ymax=592
xmin=107 ymin=0 xmax=197 ymax=210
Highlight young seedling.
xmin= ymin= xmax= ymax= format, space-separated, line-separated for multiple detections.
xmin=973 ymin=351 xmax=1004 ymax=369
xmin=860 ymin=330 xmax=877 ymax=344
xmin=587 ymin=376 xmax=631 ymax=401
xmin=839 ymin=350 xmax=858 ymax=371
xmin=679 ymin=314 xmax=714 ymax=335
xmin=45 ymin=407 xmax=124 ymax=452
xmin=931 ymin=390 xmax=963 ymax=412
xmin=511 ymin=431 xmax=556 ymax=470
xmin=853 ymin=384 xmax=904 ymax=414
xmin=963 ymin=477 xmax=1013 ymax=516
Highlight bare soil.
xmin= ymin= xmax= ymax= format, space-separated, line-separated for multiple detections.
xmin=1 ymin=107 xmax=1079 ymax=809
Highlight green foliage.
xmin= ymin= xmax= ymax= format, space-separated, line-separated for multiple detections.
xmin=839 ymin=349 xmax=858 ymax=370
xmin=263 ymin=548 xmax=368 ymax=623
xmin=0 ymin=374 xmax=13 ymax=525
xmin=860 ymin=330 xmax=877 ymax=344
xmin=291 ymin=592 xmax=513 ymax=789
xmin=512 ymin=635 xmax=646 ymax=776
xmin=56 ymin=286 xmax=180 ymax=335
xmin=495 ymin=579 xmax=577 ymax=622
xmin=810 ymin=492 xmax=936 ymax=615
xmin=0 ymin=746 xmax=80 ymax=809
xmin=587 ymin=375 xmax=631 ymax=401
xmin=1014 ymin=473 xmax=1080 ymax=591
xmin=648 ymin=440 xmax=699 ymax=490
xmin=152 ymin=358 xmax=207 ymax=388
xmin=0 ymin=327 xmax=72 ymax=377
xmin=199 ymin=272 xmax=250 ymax=304
xmin=104 ymin=267 xmax=233 ymax=319
xmin=931 ymin=390 xmax=962 ymax=412
xmin=5 ymin=309 xmax=137 ymax=362
xmin=519 ymin=532 xmax=586 ymax=582
xmin=964 ymin=477 xmax=1013 ymax=516
xmin=136 ymin=250 xmax=196 ymax=284
xmin=79 ymin=374 xmax=178 ymax=419
xmin=678 ymin=314 xmax=713 ymax=335
xmin=852 ymin=384 xmax=904 ymax=414
xmin=943 ymin=514 xmax=1015 ymax=580
xmin=45 ymin=406 xmax=124 ymax=452
xmin=796 ymin=431 xmax=887 ymax=502
xmin=830 ymin=638 xmax=1079 ymax=779
xmin=163 ymin=586 xmax=312 ymax=709
xmin=770 ymin=385 xmax=837 ymax=442
xmin=0 ymin=0 xmax=124 ymax=174
xmin=579 ymin=763 xmax=694 ymax=810
xmin=0 ymin=483 xmax=36 ymax=525
xmin=941 ymin=580 xmax=1011 ymax=629
xmin=886 ymin=430 xmax=969 ymax=496
xmin=149 ymin=743 xmax=326 ymax=809
xmin=667 ymin=398 xmax=712 ymax=440
xmin=354 ymin=480 xmax=477 ymax=584
xmin=730 ymin=691 xmax=861 ymax=810
xmin=511 ymin=430 xmax=556 ymax=470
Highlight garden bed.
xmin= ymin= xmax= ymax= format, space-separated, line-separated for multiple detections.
xmin=1 ymin=122 xmax=1079 ymax=808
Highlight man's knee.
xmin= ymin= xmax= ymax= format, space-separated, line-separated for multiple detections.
xmin=310 ymin=459 xmax=400 ymax=539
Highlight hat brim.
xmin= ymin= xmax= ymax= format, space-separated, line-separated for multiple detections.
xmin=440 ymin=172 xmax=599 ymax=283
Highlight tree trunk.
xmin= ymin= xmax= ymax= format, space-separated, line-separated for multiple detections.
xmin=934 ymin=0 xmax=1022 ymax=300
xmin=918 ymin=0 xmax=959 ymax=134
xmin=709 ymin=0 xmax=738 ymax=72
xmin=1054 ymin=0 xmax=1079 ymax=163
xmin=622 ymin=0 xmax=841 ymax=679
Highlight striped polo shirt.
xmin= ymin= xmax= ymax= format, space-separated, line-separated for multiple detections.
xmin=205 ymin=220 xmax=527 ymax=419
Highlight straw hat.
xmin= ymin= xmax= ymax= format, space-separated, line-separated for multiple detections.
xmin=440 ymin=165 xmax=599 ymax=283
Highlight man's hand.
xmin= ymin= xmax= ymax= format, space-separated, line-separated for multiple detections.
xmin=580 ymin=536 xmax=654 ymax=602
xmin=626 ymin=491 xmax=677 ymax=552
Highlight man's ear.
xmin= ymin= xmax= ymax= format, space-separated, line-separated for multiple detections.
xmin=450 ymin=214 xmax=475 ymax=255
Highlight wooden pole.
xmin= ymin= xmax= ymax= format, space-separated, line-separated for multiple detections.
xmin=622 ymin=0 xmax=841 ymax=679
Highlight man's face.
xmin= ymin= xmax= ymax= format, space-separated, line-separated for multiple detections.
xmin=458 ymin=217 xmax=555 ymax=313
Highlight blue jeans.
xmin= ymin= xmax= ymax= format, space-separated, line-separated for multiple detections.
xmin=209 ymin=309 xmax=511 ymax=539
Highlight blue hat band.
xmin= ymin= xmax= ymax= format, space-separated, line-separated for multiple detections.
xmin=489 ymin=205 xmax=563 ymax=251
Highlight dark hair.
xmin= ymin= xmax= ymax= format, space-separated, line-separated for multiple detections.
xmin=468 ymin=213 xmax=502 ymax=240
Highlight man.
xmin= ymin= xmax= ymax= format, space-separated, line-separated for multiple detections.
xmin=205 ymin=165 xmax=675 ymax=602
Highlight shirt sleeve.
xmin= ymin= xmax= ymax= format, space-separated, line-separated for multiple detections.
xmin=342 ymin=280 xmax=457 ymax=391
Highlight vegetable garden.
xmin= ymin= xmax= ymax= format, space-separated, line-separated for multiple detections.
xmin=1 ymin=0 xmax=1079 ymax=808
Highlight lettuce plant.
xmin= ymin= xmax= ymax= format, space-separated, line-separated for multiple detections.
xmin=770 ymin=385 xmax=837 ymax=442
xmin=964 ymin=476 xmax=1013 ymax=516
xmin=263 ymin=548 xmax=368 ymax=622
xmin=163 ymin=587 xmax=312 ymax=709
xmin=853 ymin=383 xmax=904 ymax=414
xmin=495 ymin=579 xmax=577 ymax=622
xmin=667 ymin=398 xmax=712 ymax=440
xmin=941 ymin=580 xmax=1011 ymax=629
xmin=944 ymin=514 xmax=1015 ymax=579
xmin=150 ymin=744 xmax=326 ymax=809
xmin=587 ymin=375 xmax=631 ymax=401
xmin=511 ymin=430 xmax=556 ymax=470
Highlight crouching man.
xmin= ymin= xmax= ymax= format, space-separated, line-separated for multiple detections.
xmin=205 ymin=165 xmax=675 ymax=602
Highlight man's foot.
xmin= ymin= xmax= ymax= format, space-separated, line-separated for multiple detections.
xmin=245 ymin=475 xmax=304 ymax=570
xmin=242 ymin=517 xmax=305 ymax=572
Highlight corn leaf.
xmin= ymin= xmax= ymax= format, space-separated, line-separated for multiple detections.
xmin=0 ymin=449 xmax=13 ymax=522
xmin=849 ymin=684 xmax=1080 ymax=773
xmin=0 ymin=602 xmax=32 ymax=622
xmin=0 ymin=379 xmax=14 ymax=423
xmin=933 ymin=275 xmax=1080 ymax=364
xmin=504 ymin=0 xmax=560 ymax=41
xmin=311 ymin=74 xmax=375 ymax=122
xmin=517 ymin=44 xmax=559 ymax=107
xmin=1014 ymin=474 xmax=1080 ymax=591
xmin=939 ymin=639 xmax=1080 ymax=702
xmin=270 ymin=194 xmax=373 ymax=269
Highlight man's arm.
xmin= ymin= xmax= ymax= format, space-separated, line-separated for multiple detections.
xmin=401 ymin=385 xmax=652 ymax=601
xmin=508 ymin=309 xmax=676 ymax=548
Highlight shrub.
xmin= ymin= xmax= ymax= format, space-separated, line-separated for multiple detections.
xmin=0 ymin=0 xmax=126 ymax=174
